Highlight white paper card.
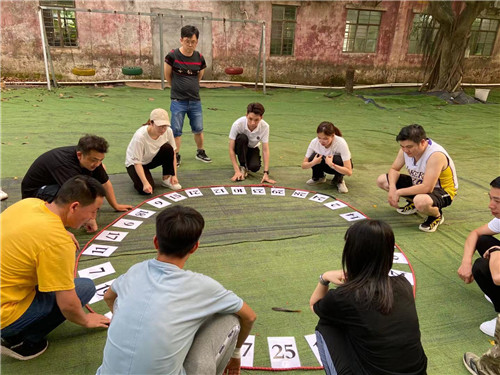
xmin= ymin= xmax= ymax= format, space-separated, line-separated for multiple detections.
xmin=145 ymin=198 xmax=171 ymax=208
xmin=78 ymin=261 xmax=115 ymax=280
xmin=271 ymin=188 xmax=285 ymax=196
xmin=127 ymin=208 xmax=156 ymax=218
xmin=112 ymin=218 xmax=143 ymax=230
xmin=231 ymin=186 xmax=247 ymax=195
xmin=82 ymin=244 xmax=118 ymax=257
xmin=309 ymin=194 xmax=329 ymax=203
xmin=251 ymin=187 xmax=266 ymax=195
xmin=240 ymin=335 xmax=255 ymax=367
xmin=105 ymin=311 xmax=113 ymax=319
xmin=164 ymin=192 xmax=187 ymax=202
xmin=324 ymin=201 xmax=347 ymax=210
xmin=393 ymin=252 xmax=408 ymax=264
xmin=291 ymin=190 xmax=309 ymax=199
xmin=89 ymin=279 xmax=115 ymax=305
xmin=389 ymin=269 xmax=414 ymax=285
xmin=96 ymin=230 xmax=129 ymax=242
xmin=185 ymin=188 xmax=203 ymax=197
xmin=267 ymin=336 xmax=301 ymax=369
xmin=211 ymin=187 xmax=229 ymax=195
xmin=304 ymin=334 xmax=323 ymax=366
xmin=340 ymin=211 xmax=366 ymax=222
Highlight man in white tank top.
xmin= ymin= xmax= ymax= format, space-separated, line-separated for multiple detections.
xmin=376 ymin=124 xmax=458 ymax=233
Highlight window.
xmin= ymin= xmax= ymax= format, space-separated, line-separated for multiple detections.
xmin=408 ymin=14 xmax=439 ymax=54
xmin=271 ymin=5 xmax=297 ymax=56
xmin=343 ymin=9 xmax=381 ymax=53
xmin=40 ymin=0 xmax=78 ymax=47
xmin=469 ymin=18 xmax=499 ymax=56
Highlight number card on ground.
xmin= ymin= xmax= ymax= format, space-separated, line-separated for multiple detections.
xmin=112 ymin=218 xmax=143 ymax=230
xmin=89 ymin=279 xmax=115 ymax=305
xmin=340 ymin=211 xmax=366 ymax=222
xmin=145 ymin=198 xmax=171 ymax=208
xmin=393 ymin=252 xmax=408 ymax=264
xmin=231 ymin=186 xmax=247 ymax=195
xmin=267 ymin=336 xmax=301 ymax=369
xmin=251 ymin=187 xmax=266 ymax=195
xmin=128 ymin=208 xmax=156 ymax=218
xmin=164 ymin=192 xmax=187 ymax=202
xmin=304 ymin=334 xmax=323 ymax=366
xmin=271 ymin=188 xmax=285 ymax=196
xmin=241 ymin=335 xmax=255 ymax=367
xmin=309 ymin=194 xmax=329 ymax=203
xmin=78 ymin=261 xmax=115 ymax=280
xmin=389 ymin=269 xmax=414 ymax=285
xmin=324 ymin=201 xmax=347 ymax=210
xmin=82 ymin=244 xmax=118 ymax=257
xmin=185 ymin=188 xmax=203 ymax=197
xmin=96 ymin=230 xmax=129 ymax=242
xmin=211 ymin=187 xmax=229 ymax=196
xmin=291 ymin=190 xmax=308 ymax=199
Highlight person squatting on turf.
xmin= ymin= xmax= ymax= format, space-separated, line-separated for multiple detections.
xmin=458 ymin=176 xmax=500 ymax=339
xmin=463 ymin=318 xmax=500 ymax=375
xmin=21 ymin=134 xmax=132 ymax=232
xmin=1 ymin=176 xmax=111 ymax=361
xmin=228 ymin=102 xmax=276 ymax=184
xmin=164 ymin=25 xmax=211 ymax=165
xmin=301 ymin=121 xmax=352 ymax=193
xmin=309 ymin=219 xmax=427 ymax=375
xmin=376 ymin=124 xmax=458 ymax=233
xmin=125 ymin=108 xmax=181 ymax=194
xmin=96 ymin=205 xmax=256 ymax=375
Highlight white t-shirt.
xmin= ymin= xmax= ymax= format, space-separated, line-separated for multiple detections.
xmin=228 ymin=116 xmax=269 ymax=148
xmin=305 ymin=136 xmax=351 ymax=161
xmin=488 ymin=217 xmax=500 ymax=234
xmin=125 ymin=126 xmax=176 ymax=167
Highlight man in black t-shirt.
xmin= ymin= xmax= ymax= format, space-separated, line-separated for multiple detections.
xmin=164 ymin=25 xmax=211 ymax=166
xmin=21 ymin=135 xmax=132 ymax=232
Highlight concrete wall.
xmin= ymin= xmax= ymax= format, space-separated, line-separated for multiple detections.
xmin=1 ymin=0 xmax=499 ymax=85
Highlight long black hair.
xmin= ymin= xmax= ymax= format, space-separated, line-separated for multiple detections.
xmin=336 ymin=219 xmax=401 ymax=314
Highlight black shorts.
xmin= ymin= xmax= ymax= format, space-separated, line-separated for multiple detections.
xmin=392 ymin=174 xmax=453 ymax=209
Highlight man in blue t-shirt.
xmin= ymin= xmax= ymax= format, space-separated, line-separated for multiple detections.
xmin=97 ymin=206 xmax=256 ymax=375
xmin=164 ymin=25 xmax=211 ymax=166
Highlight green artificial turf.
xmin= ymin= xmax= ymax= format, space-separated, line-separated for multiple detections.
xmin=1 ymin=85 xmax=499 ymax=374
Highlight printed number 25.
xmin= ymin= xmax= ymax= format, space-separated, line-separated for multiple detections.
xmin=272 ymin=344 xmax=296 ymax=359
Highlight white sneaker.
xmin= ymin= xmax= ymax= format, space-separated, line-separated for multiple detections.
xmin=306 ymin=176 xmax=326 ymax=185
xmin=479 ymin=317 xmax=497 ymax=337
xmin=161 ymin=177 xmax=182 ymax=191
xmin=239 ymin=166 xmax=248 ymax=179
xmin=337 ymin=180 xmax=348 ymax=193
xmin=0 ymin=189 xmax=8 ymax=201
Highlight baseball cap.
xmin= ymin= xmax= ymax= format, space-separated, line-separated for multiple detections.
xmin=150 ymin=108 xmax=171 ymax=126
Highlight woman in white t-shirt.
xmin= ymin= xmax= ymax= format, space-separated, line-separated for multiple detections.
xmin=125 ymin=108 xmax=181 ymax=195
xmin=301 ymin=122 xmax=353 ymax=193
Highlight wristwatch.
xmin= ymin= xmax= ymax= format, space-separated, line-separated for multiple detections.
xmin=319 ymin=274 xmax=330 ymax=286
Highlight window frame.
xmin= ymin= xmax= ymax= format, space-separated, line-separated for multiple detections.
xmin=270 ymin=4 xmax=297 ymax=56
xmin=343 ymin=9 xmax=382 ymax=53
xmin=468 ymin=17 xmax=499 ymax=57
xmin=407 ymin=13 xmax=440 ymax=55
xmin=40 ymin=0 xmax=78 ymax=48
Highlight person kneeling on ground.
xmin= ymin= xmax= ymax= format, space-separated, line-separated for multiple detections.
xmin=376 ymin=124 xmax=458 ymax=233
xmin=458 ymin=176 xmax=500 ymax=338
xmin=1 ymin=176 xmax=110 ymax=360
xmin=97 ymin=205 xmax=256 ymax=375
xmin=310 ymin=219 xmax=427 ymax=375
xmin=301 ymin=121 xmax=352 ymax=193
xmin=228 ymin=102 xmax=276 ymax=184
xmin=125 ymin=108 xmax=181 ymax=194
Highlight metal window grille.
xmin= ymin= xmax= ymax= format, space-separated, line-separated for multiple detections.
xmin=343 ymin=9 xmax=381 ymax=53
xmin=469 ymin=18 xmax=499 ymax=56
xmin=40 ymin=0 xmax=78 ymax=47
xmin=408 ymin=14 xmax=439 ymax=54
xmin=271 ymin=5 xmax=297 ymax=56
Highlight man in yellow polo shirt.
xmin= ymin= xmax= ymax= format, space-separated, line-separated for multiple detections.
xmin=1 ymin=175 xmax=110 ymax=360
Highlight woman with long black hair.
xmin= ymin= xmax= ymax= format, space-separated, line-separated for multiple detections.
xmin=310 ymin=220 xmax=427 ymax=375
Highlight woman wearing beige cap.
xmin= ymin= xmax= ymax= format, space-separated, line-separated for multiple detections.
xmin=125 ymin=108 xmax=181 ymax=194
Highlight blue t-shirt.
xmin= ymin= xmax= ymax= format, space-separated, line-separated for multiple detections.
xmin=97 ymin=259 xmax=243 ymax=375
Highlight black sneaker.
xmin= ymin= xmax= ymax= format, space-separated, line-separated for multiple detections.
xmin=419 ymin=214 xmax=444 ymax=232
xmin=176 ymin=153 xmax=181 ymax=167
xmin=195 ymin=149 xmax=212 ymax=163
xmin=1 ymin=338 xmax=48 ymax=360
xmin=396 ymin=201 xmax=417 ymax=215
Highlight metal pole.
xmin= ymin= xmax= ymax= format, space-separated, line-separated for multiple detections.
xmin=159 ymin=14 xmax=165 ymax=90
xmin=38 ymin=7 xmax=52 ymax=90
xmin=262 ymin=22 xmax=266 ymax=95
xmin=255 ymin=23 xmax=263 ymax=91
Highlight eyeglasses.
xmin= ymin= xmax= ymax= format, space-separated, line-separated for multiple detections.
xmin=182 ymin=39 xmax=198 ymax=46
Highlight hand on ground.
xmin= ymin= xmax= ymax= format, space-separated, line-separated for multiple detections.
xmin=85 ymin=313 xmax=111 ymax=328
xmin=231 ymin=171 xmax=245 ymax=181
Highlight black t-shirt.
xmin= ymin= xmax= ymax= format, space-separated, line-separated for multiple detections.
xmin=314 ymin=276 xmax=427 ymax=375
xmin=21 ymin=146 xmax=109 ymax=198
xmin=165 ymin=48 xmax=206 ymax=101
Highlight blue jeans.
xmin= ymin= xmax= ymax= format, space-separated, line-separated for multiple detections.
xmin=1 ymin=278 xmax=96 ymax=344
xmin=316 ymin=331 xmax=337 ymax=375
xmin=170 ymin=99 xmax=203 ymax=138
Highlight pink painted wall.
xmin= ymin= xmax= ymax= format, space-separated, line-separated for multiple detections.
xmin=1 ymin=0 xmax=498 ymax=85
